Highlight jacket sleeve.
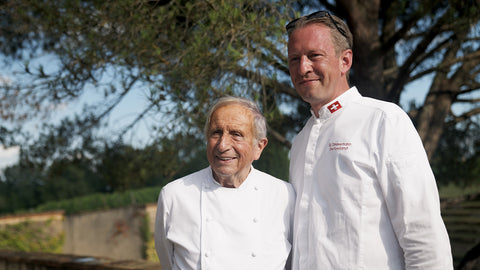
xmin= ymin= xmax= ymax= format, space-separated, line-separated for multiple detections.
xmin=155 ymin=188 xmax=174 ymax=270
xmin=378 ymin=108 xmax=453 ymax=269
xmin=285 ymin=183 xmax=296 ymax=270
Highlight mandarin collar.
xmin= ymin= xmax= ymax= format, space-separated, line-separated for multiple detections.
xmin=206 ymin=165 xmax=256 ymax=189
xmin=310 ymin=86 xmax=361 ymax=120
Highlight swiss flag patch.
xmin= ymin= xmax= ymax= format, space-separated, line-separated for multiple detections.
xmin=327 ymin=101 xmax=342 ymax=113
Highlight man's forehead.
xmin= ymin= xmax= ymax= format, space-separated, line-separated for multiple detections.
xmin=288 ymin=25 xmax=335 ymax=52
xmin=210 ymin=105 xmax=254 ymax=130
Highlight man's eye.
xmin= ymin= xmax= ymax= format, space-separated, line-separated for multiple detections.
xmin=310 ymin=53 xmax=324 ymax=59
xmin=289 ymin=57 xmax=299 ymax=63
xmin=210 ymin=130 xmax=221 ymax=136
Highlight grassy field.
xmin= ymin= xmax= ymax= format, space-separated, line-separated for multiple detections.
xmin=440 ymin=183 xmax=480 ymax=267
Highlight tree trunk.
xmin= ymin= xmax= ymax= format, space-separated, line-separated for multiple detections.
xmin=415 ymin=29 xmax=471 ymax=159
xmin=338 ymin=0 xmax=385 ymax=100
xmin=416 ymin=76 xmax=454 ymax=160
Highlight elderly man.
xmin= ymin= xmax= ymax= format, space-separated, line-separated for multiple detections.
xmin=286 ymin=10 xmax=453 ymax=269
xmin=155 ymin=96 xmax=295 ymax=270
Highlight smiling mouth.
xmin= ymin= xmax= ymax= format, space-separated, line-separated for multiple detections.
xmin=299 ymin=79 xmax=318 ymax=85
xmin=217 ymin=156 xmax=236 ymax=161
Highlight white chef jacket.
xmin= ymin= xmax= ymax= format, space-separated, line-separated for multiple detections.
xmin=290 ymin=87 xmax=453 ymax=270
xmin=155 ymin=166 xmax=295 ymax=270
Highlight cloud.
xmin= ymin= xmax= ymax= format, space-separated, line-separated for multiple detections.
xmin=0 ymin=146 xmax=20 ymax=170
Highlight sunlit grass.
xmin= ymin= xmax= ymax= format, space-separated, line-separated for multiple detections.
xmin=439 ymin=182 xmax=480 ymax=199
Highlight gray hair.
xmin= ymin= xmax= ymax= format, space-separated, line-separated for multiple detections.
xmin=204 ymin=96 xmax=267 ymax=141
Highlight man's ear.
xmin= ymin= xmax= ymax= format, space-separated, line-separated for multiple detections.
xmin=340 ymin=49 xmax=353 ymax=75
xmin=253 ymin=138 xmax=268 ymax=160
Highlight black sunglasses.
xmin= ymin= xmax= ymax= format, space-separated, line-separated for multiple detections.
xmin=286 ymin=11 xmax=348 ymax=39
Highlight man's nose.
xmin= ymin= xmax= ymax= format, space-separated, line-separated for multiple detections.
xmin=217 ymin=134 xmax=231 ymax=151
xmin=299 ymin=56 xmax=313 ymax=76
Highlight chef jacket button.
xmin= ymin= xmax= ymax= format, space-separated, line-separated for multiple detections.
xmin=253 ymin=217 xmax=258 ymax=223
xmin=205 ymin=252 xmax=209 ymax=257
xmin=251 ymin=252 xmax=257 ymax=257
xmin=254 ymin=186 xmax=258 ymax=191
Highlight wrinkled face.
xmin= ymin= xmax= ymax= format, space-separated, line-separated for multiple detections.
xmin=206 ymin=104 xmax=266 ymax=185
xmin=288 ymin=24 xmax=350 ymax=112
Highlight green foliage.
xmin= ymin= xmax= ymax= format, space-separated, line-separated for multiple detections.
xmin=146 ymin=237 xmax=159 ymax=262
xmin=0 ymin=0 xmax=295 ymax=137
xmin=0 ymin=165 xmax=43 ymax=213
xmin=96 ymin=142 xmax=174 ymax=192
xmin=139 ymin=212 xmax=154 ymax=260
xmin=439 ymin=183 xmax=480 ymax=199
xmin=0 ymin=130 xmax=208 ymax=214
xmin=34 ymin=186 xmax=161 ymax=215
xmin=0 ymin=220 xmax=64 ymax=253
xmin=441 ymin=194 xmax=480 ymax=267
xmin=254 ymin=139 xmax=290 ymax=181
xmin=431 ymin=119 xmax=480 ymax=187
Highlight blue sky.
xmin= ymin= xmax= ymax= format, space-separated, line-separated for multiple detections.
xmin=0 ymin=89 xmax=151 ymax=171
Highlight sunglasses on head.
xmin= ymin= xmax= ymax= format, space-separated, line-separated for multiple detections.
xmin=286 ymin=10 xmax=348 ymax=39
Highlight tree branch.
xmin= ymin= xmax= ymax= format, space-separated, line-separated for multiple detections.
xmin=408 ymin=48 xmax=480 ymax=83
xmin=388 ymin=13 xmax=451 ymax=100
xmin=450 ymin=107 xmax=480 ymax=124
xmin=267 ymin=125 xmax=291 ymax=149
xmin=456 ymin=98 xmax=480 ymax=103
xmin=87 ymin=75 xmax=140 ymax=130
xmin=118 ymin=102 xmax=156 ymax=139
xmin=380 ymin=5 xmax=428 ymax=53
xmin=234 ymin=67 xmax=300 ymax=99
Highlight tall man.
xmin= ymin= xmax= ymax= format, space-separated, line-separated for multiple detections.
xmin=155 ymin=96 xmax=295 ymax=270
xmin=286 ymin=11 xmax=453 ymax=269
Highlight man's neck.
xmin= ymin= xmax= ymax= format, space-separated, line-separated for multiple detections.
xmin=213 ymin=169 xmax=250 ymax=188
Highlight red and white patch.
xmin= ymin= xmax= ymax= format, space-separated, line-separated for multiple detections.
xmin=327 ymin=101 xmax=342 ymax=113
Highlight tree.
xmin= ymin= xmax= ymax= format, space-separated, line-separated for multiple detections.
xmin=430 ymin=116 xmax=480 ymax=187
xmin=95 ymin=136 xmax=201 ymax=192
xmin=0 ymin=163 xmax=43 ymax=213
xmin=0 ymin=0 xmax=479 ymax=167
xmin=254 ymin=139 xmax=290 ymax=181
xmin=0 ymin=130 xmax=208 ymax=213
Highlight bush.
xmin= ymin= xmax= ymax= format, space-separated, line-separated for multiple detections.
xmin=0 ymin=220 xmax=64 ymax=253
xmin=33 ymin=186 xmax=162 ymax=215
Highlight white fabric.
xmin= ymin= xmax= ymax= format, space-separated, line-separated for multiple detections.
xmin=155 ymin=166 xmax=295 ymax=270
xmin=290 ymin=87 xmax=453 ymax=270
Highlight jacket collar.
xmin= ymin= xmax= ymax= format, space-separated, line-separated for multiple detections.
xmin=310 ymin=86 xmax=361 ymax=121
